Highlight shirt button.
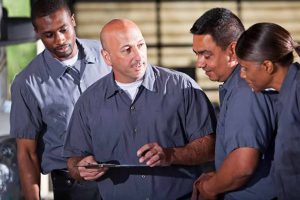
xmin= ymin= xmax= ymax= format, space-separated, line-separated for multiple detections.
xmin=141 ymin=175 xmax=146 ymax=178
xmin=66 ymin=179 xmax=72 ymax=186
xmin=134 ymin=128 xmax=137 ymax=133
xmin=145 ymin=198 xmax=150 ymax=200
xmin=130 ymin=106 xmax=135 ymax=111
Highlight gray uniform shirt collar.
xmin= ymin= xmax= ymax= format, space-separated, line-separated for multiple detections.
xmin=105 ymin=64 xmax=157 ymax=99
xmin=219 ymin=64 xmax=240 ymax=105
xmin=43 ymin=38 xmax=98 ymax=80
xmin=222 ymin=64 xmax=240 ymax=91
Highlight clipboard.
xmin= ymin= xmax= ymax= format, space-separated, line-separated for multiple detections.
xmin=75 ymin=163 xmax=148 ymax=169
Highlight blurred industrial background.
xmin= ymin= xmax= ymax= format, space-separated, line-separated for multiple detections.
xmin=1 ymin=0 xmax=300 ymax=199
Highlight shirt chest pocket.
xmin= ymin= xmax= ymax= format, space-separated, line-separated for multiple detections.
xmin=43 ymin=107 xmax=68 ymax=137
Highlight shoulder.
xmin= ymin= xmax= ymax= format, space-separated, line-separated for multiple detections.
xmin=12 ymin=52 xmax=46 ymax=90
xmin=77 ymin=38 xmax=100 ymax=49
xmin=77 ymin=38 xmax=102 ymax=57
xmin=294 ymin=62 xmax=300 ymax=82
xmin=152 ymin=65 xmax=201 ymax=90
xmin=77 ymin=73 xmax=111 ymax=105
xmin=77 ymin=38 xmax=101 ymax=54
xmin=229 ymin=75 xmax=274 ymax=111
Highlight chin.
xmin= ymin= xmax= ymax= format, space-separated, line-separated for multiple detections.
xmin=208 ymin=76 xmax=219 ymax=82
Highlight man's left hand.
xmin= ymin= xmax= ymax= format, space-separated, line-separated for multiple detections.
xmin=137 ymin=143 xmax=171 ymax=167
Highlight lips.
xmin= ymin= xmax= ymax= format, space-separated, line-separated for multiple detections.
xmin=205 ymin=70 xmax=213 ymax=76
xmin=55 ymin=44 xmax=69 ymax=52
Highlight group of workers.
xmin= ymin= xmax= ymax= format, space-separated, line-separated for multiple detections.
xmin=9 ymin=0 xmax=300 ymax=199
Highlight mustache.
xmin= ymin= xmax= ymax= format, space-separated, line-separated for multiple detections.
xmin=132 ymin=61 xmax=146 ymax=67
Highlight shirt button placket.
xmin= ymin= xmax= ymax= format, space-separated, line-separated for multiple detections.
xmin=130 ymin=105 xmax=135 ymax=111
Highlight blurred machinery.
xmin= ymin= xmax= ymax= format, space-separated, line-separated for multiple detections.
xmin=0 ymin=136 xmax=22 ymax=200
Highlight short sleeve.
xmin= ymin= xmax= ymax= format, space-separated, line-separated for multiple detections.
xmin=62 ymin=98 xmax=93 ymax=158
xmin=10 ymin=78 xmax=42 ymax=139
xmin=224 ymin=88 xmax=275 ymax=154
xmin=183 ymin=78 xmax=217 ymax=141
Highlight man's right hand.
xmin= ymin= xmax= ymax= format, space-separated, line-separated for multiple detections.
xmin=68 ymin=155 xmax=109 ymax=181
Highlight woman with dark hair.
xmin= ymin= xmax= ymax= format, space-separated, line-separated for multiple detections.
xmin=236 ymin=22 xmax=300 ymax=200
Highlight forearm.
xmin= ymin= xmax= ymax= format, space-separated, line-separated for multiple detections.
xmin=167 ymin=133 xmax=215 ymax=165
xmin=17 ymin=150 xmax=40 ymax=200
xmin=202 ymin=148 xmax=260 ymax=196
xmin=204 ymin=167 xmax=251 ymax=196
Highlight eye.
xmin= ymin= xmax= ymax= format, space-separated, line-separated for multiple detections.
xmin=60 ymin=28 xmax=67 ymax=33
xmin=137 ymin=43 xmax=144 ymax=48
xmin=61 ymin=25 xmax=70 ymax=33
xmin=121 ymin=47 xmax=131 ymax=54
xmin=204 ymin=55 xmax=211 ymax=59
xmin=44 ymin=32 xmax=53 ymax=38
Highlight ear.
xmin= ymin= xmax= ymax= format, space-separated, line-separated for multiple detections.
xmin=34 ymin=29 xmax=40 ymax=38
xmin=71 ymin=14 xmax=76 ymax=27
xmin=101 ymin=49 xmax=112 ymax=66
xmin=262 ymin=60 xmax=275 ymax=74
xmin=227 ymin=42 xmax=238 ymax=67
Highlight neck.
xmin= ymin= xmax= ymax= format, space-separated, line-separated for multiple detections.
xmin=271 ymin=65 xmax=289 ymax=91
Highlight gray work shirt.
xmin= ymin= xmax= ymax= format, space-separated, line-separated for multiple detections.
xmin=63 ymin=65 xmax=216 ymax=199
xmin=10 ymin=38 xmax=111 ymax=174
xmin=274 ymin=62 xmax=300 ymax=200
xmin=216 ymin=65 xmax=277 ymax=200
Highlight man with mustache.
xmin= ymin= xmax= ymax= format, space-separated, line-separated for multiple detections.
xmin=63 ymin=18 xmax=216 ymax=199
xmin=10 ymin=0 xmax=110 ymax=199
xmin=190 ymin=8 xmax=277 ymax=200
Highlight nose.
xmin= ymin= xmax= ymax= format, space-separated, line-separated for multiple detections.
xmin=55 ymin=32 xmax=65 ymax=45
xmin=195 ymin=55 xmax=206 ymax=68
xmin=133 ymin=46 xmax=142 ymax=61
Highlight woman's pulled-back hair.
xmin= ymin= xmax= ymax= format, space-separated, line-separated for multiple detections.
xmin=236 ymin=22 xmax=300 ymax=67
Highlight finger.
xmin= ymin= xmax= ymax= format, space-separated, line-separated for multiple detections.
xmin=137 ymin=144 xmax=152 ymax=157
xmin=83 ymin=171 xmax=106 ymax=181
xmin=139 ymin=149 xmax=156 ymax=163
xmin=81 ymin=168 xmax=108 ymax=179
xmin=146 ymin=154 xmax=161 ymax=167
xmin=79 ymin=167 xmax=108 ymax=176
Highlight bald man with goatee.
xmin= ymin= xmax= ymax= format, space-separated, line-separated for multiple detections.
xmin=63 ymin=19 xmax=217 ymax=200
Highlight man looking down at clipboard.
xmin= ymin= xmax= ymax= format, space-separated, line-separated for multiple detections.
xmin=63 ymin=18 xmax=217 ymax=200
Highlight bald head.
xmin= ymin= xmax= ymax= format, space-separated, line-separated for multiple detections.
xmin=99 ymin=18 xmax=148 ymax=83
xmin=100 ymin=19 xmax=142 ymax=51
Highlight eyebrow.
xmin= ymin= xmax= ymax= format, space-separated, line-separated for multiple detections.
xmin=41 ymin=24 xmax=67 ymax=35
xmin=120 ymin=39 xmax=145 ymax=49
xmin=192 ymin=49 xmax=212 ymax=55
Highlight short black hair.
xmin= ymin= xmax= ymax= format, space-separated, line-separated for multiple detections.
xmin=31 ymin=0 xmax=72 ymax=28
xmin=190 ymin=8 xmax=245 ymax=50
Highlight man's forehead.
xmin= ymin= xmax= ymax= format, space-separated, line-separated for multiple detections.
xmin=35 ymin=9 xmax=70 ymax=31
